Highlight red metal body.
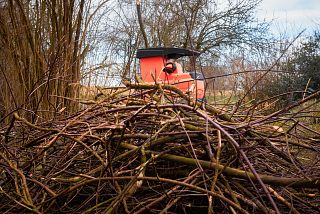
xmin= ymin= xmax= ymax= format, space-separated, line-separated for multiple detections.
xmin=137 ymin=48 xmax=205 ymax=100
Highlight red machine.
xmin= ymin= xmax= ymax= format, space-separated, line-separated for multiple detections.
xmin=136 ymin=47 xmax=205 ymax=100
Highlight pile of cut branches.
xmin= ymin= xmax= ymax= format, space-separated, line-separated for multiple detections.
xmin=1 ymin=82 xmax=320 ymax=213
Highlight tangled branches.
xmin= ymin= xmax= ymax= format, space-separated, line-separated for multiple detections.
xmin=1 ymin=83 xmax=320 ymax=213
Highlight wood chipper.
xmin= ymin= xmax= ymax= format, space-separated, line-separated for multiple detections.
xmin=136 ymin=47 xmax=205 ymax=100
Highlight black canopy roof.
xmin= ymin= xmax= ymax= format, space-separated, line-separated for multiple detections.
xmin=136 ymin=47 xmax=200 ymax=59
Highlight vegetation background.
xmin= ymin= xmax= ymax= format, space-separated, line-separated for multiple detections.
xmin=0 ymin=0 xmax=319 ymax=124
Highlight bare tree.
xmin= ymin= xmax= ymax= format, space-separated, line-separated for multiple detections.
xmin=96 ymin=0 xmax=269 ymax=83
xmin=87 ymin=1 xmax=142 ymax=81
xmin=140 ymin=0 xmax=269 ymax=54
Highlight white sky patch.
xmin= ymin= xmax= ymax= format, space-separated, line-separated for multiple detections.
xmin=257 ymin=0 xmax=320 ymax=36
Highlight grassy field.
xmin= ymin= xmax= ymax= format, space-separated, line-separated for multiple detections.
xmin=206 ymin=90 xmax=239 ymax=105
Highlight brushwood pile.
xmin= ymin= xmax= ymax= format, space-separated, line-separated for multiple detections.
xmin=1 ymin=82 xmax=320 ymax=213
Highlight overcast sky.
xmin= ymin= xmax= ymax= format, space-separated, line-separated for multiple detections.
xmin=257 ymin=0 xmax=320 ymax=36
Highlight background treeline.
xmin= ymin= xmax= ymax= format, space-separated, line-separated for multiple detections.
xmin=0 ymin=0 xmax=319 ymax=124
xmin=261 ymin=33 xmax=320 ymax=106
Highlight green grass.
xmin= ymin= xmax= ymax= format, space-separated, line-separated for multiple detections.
xmin=206 ymin=94 xmax=239 ymax=105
